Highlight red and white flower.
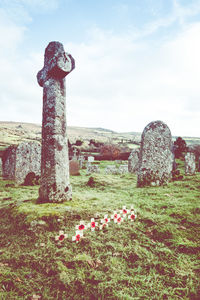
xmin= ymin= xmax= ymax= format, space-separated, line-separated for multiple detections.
xmin=87 ymin=218 xmax=98 ymax=231
xmin=114 ymin=214 xmax=123 ymax=225
xmin=72 ymin=231 xmax=83 ymax=242
xmin=120 ymin=206 xmax=130 ymax=218
xmin=100 ymin=215 xmax=110 ymax=230
xmin=128 ymin=212 xmax=137 ymax=221
xmin=100 ymin=215 xmax=110 ymax=225
xmin=111 ymin=211 xmax=119 ymax=220
xmin=76 ymin=221 xmax=86 ymax=231
xmin=55 ymin=230 xmax=68 ymax=242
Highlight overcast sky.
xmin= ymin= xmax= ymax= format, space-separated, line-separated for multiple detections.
xmin=0 ymin=0 xmax=200 ymax=137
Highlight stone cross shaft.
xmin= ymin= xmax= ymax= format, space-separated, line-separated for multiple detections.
xmin=37 ymin=41 xmax=75 ymax=203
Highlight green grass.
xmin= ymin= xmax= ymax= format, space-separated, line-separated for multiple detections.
xmin=0 ymin=161 xmax=200 ymax=299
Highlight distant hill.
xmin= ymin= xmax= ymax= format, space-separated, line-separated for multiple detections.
xmin=0 ymin=121 xmax=199 ymax=151
xmin=0 ymin=121 xmax=141 ymax=150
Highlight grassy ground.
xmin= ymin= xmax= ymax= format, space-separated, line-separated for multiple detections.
xmin=0 ymin=160 xmax=200 ymax=299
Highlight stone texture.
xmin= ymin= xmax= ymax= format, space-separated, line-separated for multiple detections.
xmin=105 ymin=165 xmax=119 ymax=175
xmin=2 ymin=142 xmax=41 ymax=184
xmin=128 ymin=149 xmax=140 ymax=173
xmin=185 ymin=152 xmax=196 ymax=175
xmin=118 ymin=164 xmax=129 ymax=174
xmin=87 ymin=163 xmax=100 ymax=174
xmin=137 ymin=120 xmax=173 ymax=187
xmin=37 ymin=41 xmax=75 ymax=202
xmin=105 ymin=164 xmax=128 ymax=175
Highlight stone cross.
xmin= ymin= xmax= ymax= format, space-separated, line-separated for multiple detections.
xmin=37 ymin=41 xmax=75 ymax=203
xmin=72 ymin=148 xmax=78 ymax=160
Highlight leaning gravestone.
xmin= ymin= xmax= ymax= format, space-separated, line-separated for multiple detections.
xmin=128 ymin=148 xmax=140 ymax=173
xmin=137 ymin=120 xmax=173 ymax=187
xmin=185 ymin=152 xmax=196 ymax=175
xmin=2 ymin=142 xmax=41 ymax=184
xmin=37 ymin=41 xmax=75 ymax=202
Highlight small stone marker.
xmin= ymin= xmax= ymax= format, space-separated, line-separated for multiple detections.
xmin=185 ymin=152 xmax=196 ymax=175
xmin=128 ymin=148 xmax=140 ymax=173
xmin=137 ymin=120 xmax=173 ymax=187
xmin=72 ymin=148 xmax=78 ymax=161
xmin=37 ymin=41 xmax=75 ymax=202
xmin=88 ymin=156 xmax=95 ymax=163
xmin=78 ymin=155 xmax=85 ymax=168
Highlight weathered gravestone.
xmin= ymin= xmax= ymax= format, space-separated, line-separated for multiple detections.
xmin=137 ymin=120 xmax=173 ymax=187
xmin=128 ymin=148 xmax=140 ymax=173
xmin=185 ymin=152 xmax=196 ymax=175
xmin=2 ymin=142 xmax=41 ymax=184
xmin=69 ymin=160 xmax=80 ymax=176
xmin=37 ymin=41 xmax=75 ymax=202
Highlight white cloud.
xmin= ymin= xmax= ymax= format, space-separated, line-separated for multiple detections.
xmin=0 ymin=7 xmax=42 ymax=123
xmin=0 ymin=0 xmax=60 ymax=22
xmin=65 ymin=22 xmax=200 ymax=137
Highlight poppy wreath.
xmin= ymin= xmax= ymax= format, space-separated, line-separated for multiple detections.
xmin=55 ymin=205 xmax=137 ymax=243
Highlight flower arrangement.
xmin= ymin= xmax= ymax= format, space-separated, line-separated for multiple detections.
xmin=55 ymin=205 xmax=137 ymax=244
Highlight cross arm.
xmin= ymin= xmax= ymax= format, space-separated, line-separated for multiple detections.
xmin=37 ymin=42 xmax=75 ymax=87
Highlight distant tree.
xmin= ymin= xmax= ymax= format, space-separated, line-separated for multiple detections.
xmin=100 ymin=144 xmax=121 ymax=160
xmin=68 ymin=139 xmax=72 ymax=148
xmin=173 ymin=137 xmax=187 ymax=158
xmin=75 ymin=140 xmax=83 ymax=146
xmin=89 ymin=139 xmax=95 ymax=146
xmin=89 ymin=139 xmax=104 ymax=148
